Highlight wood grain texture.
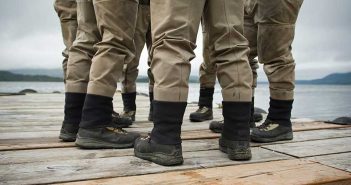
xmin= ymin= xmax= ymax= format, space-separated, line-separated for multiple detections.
xmin=0 ymin=148 xmax=290 ymax=185
xmin=308 ymin=152 xmax=351 ymax=172
xmin=60 ymin=159 xmax=351 ymax=185
xmin=263 ymin=137 xmax=351 ymax=157
xmin=1 ymin=93 xmax=350 ymax=185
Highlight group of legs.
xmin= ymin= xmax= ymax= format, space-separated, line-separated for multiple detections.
xmin=191 ymin=0 xmax=304 ymax=143
xmin=54 ymin=0 xmax=303 ymax=166
xmin=55 ymin=0 xmax=154 ymax=137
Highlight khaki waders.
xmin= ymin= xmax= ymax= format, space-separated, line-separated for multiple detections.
xmin=54 ymin=0 xmax=78 ymax=82
xmin=65 ymin=0 xmax=101 ymax=94
xmin=121 ymin=1 xmax=153 ymax=94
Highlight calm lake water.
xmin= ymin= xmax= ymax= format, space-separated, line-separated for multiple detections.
xmin=0 ymin=82 xmax=350 ymax=121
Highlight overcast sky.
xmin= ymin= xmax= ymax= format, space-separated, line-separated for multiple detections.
xmin=0 ymin=0 xmax=350 ymax=80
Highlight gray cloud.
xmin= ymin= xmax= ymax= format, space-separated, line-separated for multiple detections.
xmin=0 ymin=0 xmax=350 ymax=80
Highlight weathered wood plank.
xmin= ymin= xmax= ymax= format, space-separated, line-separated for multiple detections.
xmin=0 ymin=138 xmax=73 ymax=151
xmin=2 ymin=129 xmax=351 ymax=165
xmin=1 ymin=121 xmax=348 ymax=139
xmin=263 ymin=137 xmax=351 ymax=157
xmin=292 ymin=121 xmax=351 ymax=131
xmin=0 ymin=139 xmax=218 ymax=165
xmin=308 ymin=152 xmax=351 ymax=172
xmin=1 ymin=91 xmax=350 ymax=185
xmin=0 ymin=121 xmax=206 ymax=132
xmin=1 ymin=128 xmax=350 ymax=151
xmin=0 ymin=115 xmax=218 ymax=131
xmin=0 ymin=126 xmax=215 ymax=140
xmin=0 ymin=147 xmax=290 ymax=185
xmin=60 ymin=159 xmax=351 ymax=185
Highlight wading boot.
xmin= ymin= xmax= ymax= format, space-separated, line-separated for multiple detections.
xmin=60 ymin=123 xmax=80 ymax=142
xmin=189 ymin=106 xmax=213 ymax=122
xmin=76 ymin=126 xmax=140 ymax=148
xmin=134 ymin=135 xmax=183 ymax=166
xmin=134 ymin=101 xmax=186 ymax=166
xmin=112 ymin=111 xmax=133 ymax=128
xmin=59 ymin=93 xmax=86 ymax=142
xmin=209 ymin=97 xmax=259 ymax=133
xmin=121 ymin=92 xmax=137 ymax=121
xmin=220 ymin=102 xmax=252 ymax=160
xmin=249 ymin=97 xmax=256 ymax=128
xmin=219 ymin=137 xmax=251 ymax=160
xmin=148 ymin=92 xmax=153 ymax=121
xmin=253 ymin=112 xmax=263 ymax=122
xmin=209 ymin=120 xmax=223 ymax=133
xmin=251 ymin=98 xmax=294 ymax=143
xmin=189 ymin=88 xmax=214 ymax=122
xmin=75 ymin=94 xmax=140 ymax=148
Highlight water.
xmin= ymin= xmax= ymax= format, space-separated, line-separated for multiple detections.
xmin=1 ymin=82 xmax=350 ymax=121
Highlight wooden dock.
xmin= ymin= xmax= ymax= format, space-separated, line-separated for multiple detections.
xmin=0 ymin=93 xmax=350 ymax=185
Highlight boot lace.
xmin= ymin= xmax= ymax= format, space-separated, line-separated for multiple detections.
xmin=122 ymin=110 xmax=136 ymax=117
xmin=141 ymin=134 xmax=151 ymax=142
xmin=197 ymin=106 xmax=210 ymax=113
xmin=257 ymin=119 xmax=276 ymax=131
xmin=106 ymin=126 xmax=128 ymax=134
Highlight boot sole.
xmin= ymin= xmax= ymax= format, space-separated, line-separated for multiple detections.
xmin=75 ymin=137 xmax=134 ymax=149
xmin=190 ymin=115 xmax=213 ymax=122
xmin=59 ymin=133 xmax=76 ymax=142
xmin=219 ymin=145 xmax=252 ymax=161
xmin=251 ymin=132 xmax=293 ymax=143
xmin=134 ymin=150 xmax=183 ymax=166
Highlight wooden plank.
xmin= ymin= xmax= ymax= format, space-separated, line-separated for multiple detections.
xmin=0 ymin=118 xmax=214 ymax=132
xmin=1 ymin=128 xmax=350 ymax=151
xmin=308 ymin=152 xmax=351 ymax=172
xmin=0 ymin=147 xmax=290 ymax=185
xmin=292 ymin=121 xmax=351 ymax=131
xmin=60 ymin=159 xmax=351 ymax=185
xmin=0 ymin=121 xmax=209 ymax=132
xmin=3 ymin=130 xmax=351 ymax=165
xmin=0 ymin=139 xmax=73 ymax=151
xmin=263 ymin=137 xmax=351 ymax=158
xmin=1 ymin=121 xmax=348 ymax=140
xmin=0 ymin=139 xmax=218 ymax=165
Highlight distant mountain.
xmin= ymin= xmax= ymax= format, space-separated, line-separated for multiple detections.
xmin=296 ymin=72 xmax=351 ymax=85
xmin=8 ymin=68 xmax=201 ymax=83
xmin=3 ymin=68 xmax=351 ymax=85
xmin=136 ymin=76 xmax=199 ymax=83
xmin=10 ymin=68 xmax=64 ymax=78
xmin=0 ymin=71 xmax=63 ymax=82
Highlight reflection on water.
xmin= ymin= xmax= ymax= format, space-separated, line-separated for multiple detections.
xmin=0 ymin=82 xmax=350 ymax=121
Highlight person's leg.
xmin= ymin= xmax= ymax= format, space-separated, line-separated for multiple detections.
xmin=54 ymin=0 xmax=78 ymax=83
xmin=244 ymin=0 xmax=260 ymax=127
xmin=58 ymin=0 xmax=94 ymax=142
xmin=66 ymin=0 xmax=100 ymax=95
xmin=208 ymin=0 xmax=258 ymax=134
xmin=189 ymin=25 xmax=215 ymax=122
xmin=251 ymin=0 xmax=304 ymax=142
xmin=204 ymin=0 xmax=253 ymax=160
xmin=75 ymin=0 xmax=140 ymax=149
xmin=134 ymin=0 xmax=205 ymax=166
xmin=145 ymin=13 xmax=154 ymax=121
xmin=121 ymin=2 xmax=151 ymax=122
